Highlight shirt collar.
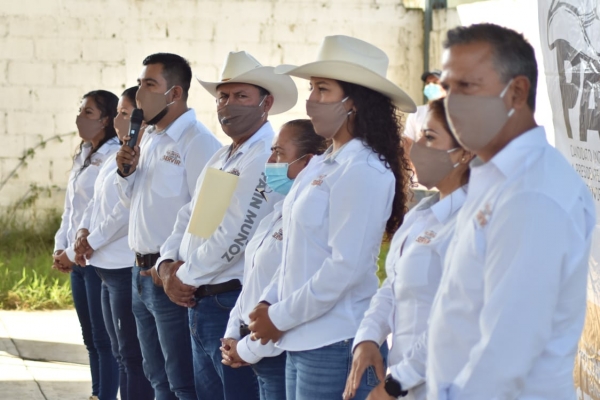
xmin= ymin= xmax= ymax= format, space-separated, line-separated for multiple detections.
xmin=96 ymin=136 xmax=119 ymax=155
xmin=225 ymin=121 xmax=274 ymax=158
xmin=417 ymin=185 xmax=468 ymax=224
xmin=323 ymin=138 xmax=364 ymax=164
xmin=148 ymin=108 xmax=197 ymax=142
xmin=480 ymin=126 xmax=547 ymax=178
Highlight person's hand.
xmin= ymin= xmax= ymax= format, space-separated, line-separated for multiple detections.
xmin=139 ymin=266 xmax=163 ymax=287
xmin=248 ymin=302 xmax=283 ymax=345
xmin=75 ymin=228 xmax=89 ymax=241
xmin=220 ymin=338 xmax=250 ymax=368
xmin=157 ymin=261 xmax=196 ymax=307
xmin=52 ymin=250 xmax=72 ymax=274
xmin=344 ymin=341 xmax=386 ymax=399
xmin=365 ymin=381 xmax=395 ymax=400
xmin=116 ymin=139 xmax=140 ymax=176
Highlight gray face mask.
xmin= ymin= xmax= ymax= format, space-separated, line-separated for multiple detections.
xmin=76 ymin=115 xmax=104 ymax=141
xmin=410 ymin=142 xmax=459 ymax=189
xmin=218 ymin=96 xmax=267 ymax=139
xmin=306 ymin=96 xmax=353 ymax=139
xmin=444 ymin=79 xmax=514 ymax=151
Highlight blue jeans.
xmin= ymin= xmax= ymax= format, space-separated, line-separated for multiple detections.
xmin=71 ymin=265 xmax=119 ymax=400
xmin=94 ymin=266 xmax=154 ymax=400
xmin=252 ymin=352 xmax=286 ymax=400
xmin=286 ymin=339 xmax=388 ymax=400
xmin=132 ymin=265 xmax=196 ymax=400
xmin=189 ymin=288 xmax=260 ymax=400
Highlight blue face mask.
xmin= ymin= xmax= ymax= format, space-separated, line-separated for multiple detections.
xmin=423 ymin=83 xmax=444 ymax=101
xmin=264 ymin=155 xmax=307 ymax=195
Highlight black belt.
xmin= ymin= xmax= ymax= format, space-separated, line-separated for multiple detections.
xmin=194 ymin=279 xmax=242 ymax=299
xmin=135 ymin=253 xmax=160 ymax=269
xmin=240 ymin=323 xmax=251 ymax=338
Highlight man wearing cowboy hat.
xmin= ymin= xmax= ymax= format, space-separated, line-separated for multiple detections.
xmin=155 ymin=51 xmax=297 ymax=400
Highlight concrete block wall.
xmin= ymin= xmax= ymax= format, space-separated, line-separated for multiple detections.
xmin=0 ymin=0 xmax=428 ymax=211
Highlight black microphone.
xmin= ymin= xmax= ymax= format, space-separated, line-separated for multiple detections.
xmin=123 ymin=108 xmax=143 ymax=175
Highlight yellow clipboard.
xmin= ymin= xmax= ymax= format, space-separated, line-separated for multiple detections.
xmin=187 ymin=168 xmax=239 ymax=239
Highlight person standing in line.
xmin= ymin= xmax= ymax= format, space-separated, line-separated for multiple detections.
xmin=220 ymin=119 xmax=329 ymax=400
xmin=74 ymin=86 xmax=154 ymax=400
xmin=155 ymin=51 xmax=297 ymax=400
xmin=115 ymin=53 xmax=222 ymax=400
xmin=53 ymin=90 xmax=121 ymax=400
xmin=426 ymin=24 xmax=595 ymax=399
xmin=247 ymin=35 xmax=416 ymax=400
xmin=344 ymin=98 xmax=473 ymax=400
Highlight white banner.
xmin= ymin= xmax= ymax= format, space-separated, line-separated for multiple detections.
xmin=539 ymin=1 xmax=600 ymax=398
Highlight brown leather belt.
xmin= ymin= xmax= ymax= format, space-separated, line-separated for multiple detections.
xmin=194 ymin=279 xmax=242 ymax=299
xmin=135 ymin=253 xmax=160 ymax=269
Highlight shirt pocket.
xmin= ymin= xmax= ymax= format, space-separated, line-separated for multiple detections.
xmin=293 ymin=187 xmax=329 ymax=228
xmin=395 ymin=246 xmax=432 ymax=289
xmin=151 ymin=161 xmax=184 ymax=197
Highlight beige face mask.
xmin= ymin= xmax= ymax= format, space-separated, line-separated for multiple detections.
xmin=136 ymin=86 xmax=175 ymax=125
xmin=218 ymin=96 xmax=267 ymax=139
xmin=410 ymin=142 xmax=460 ymax=189
xmin=76 ymin=115 xmax=104 ymax=141
xmin=306 ymin=96 xmax=353 ymax=139
xmin=113 ymin=113 xmax=129 ymax=139
xmin=444 ymin=79 xmax=514 ymax=151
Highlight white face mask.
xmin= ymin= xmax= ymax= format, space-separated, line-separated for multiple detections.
xmin=444 ymin=79 xmax=514 ymax=151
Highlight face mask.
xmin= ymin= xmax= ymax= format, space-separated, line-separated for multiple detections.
xmin=410 ymin=142 xmax=460 ymax=189
xmin=76 ymin=115 xmax=104 ymax=141
xmin=136 ymin=86 xmax=175 ymax=125
xmin=218 ymin=96 xmax=266 ymax=139
xmin=264 ymin=154 xmax=307 ymax=195
xmin=113 ymin=113 xmax=129 ymax=139
xmin=306 ymin=97 xmax=353 ymax=139
xmin=423 ymin=83 xmax=444 ymax=101
xmin=444 ymin=79 xmax=514 ymax=151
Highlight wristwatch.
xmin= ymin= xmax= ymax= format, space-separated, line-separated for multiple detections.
xmin=384 ymin=374 xmax=408 ymax=398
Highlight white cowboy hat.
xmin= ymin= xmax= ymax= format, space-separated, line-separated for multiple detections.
xmin=275 ymin=35 xmax=416 ymax=113
xmin=197 ymin=51 xmax=298 ymax=115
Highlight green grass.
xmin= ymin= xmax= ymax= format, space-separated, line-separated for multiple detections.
xmin=0 ymin=210 xmax=73 ymax=310
xmin=377 ymin=241 xmax=390 ymax=284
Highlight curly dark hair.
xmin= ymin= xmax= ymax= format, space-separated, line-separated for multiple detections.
xmin=338 ymin=81 xmax=412 ymax=238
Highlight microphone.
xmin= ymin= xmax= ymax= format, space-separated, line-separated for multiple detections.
xmin=123 ymin=108 xmax=143 ymax=175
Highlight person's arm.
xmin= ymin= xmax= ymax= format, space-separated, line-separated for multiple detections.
xmin=389 ymin=329 xmax=428 ymax=391
xmin=449 ymin=192 xmax=589 ymax=399
xmin=175 ymin=155 xmax=273 ymax=285
xmin=353 ymin=278 xmax=394 ymax=349
xmin=54 ymin=185 xmax=72 ymax=252
xmin=268 ymin=164 xmax=394 ymax=332
xmin=183 ymin=133 xmax=222 ymax=197
xmin=85 ymin=189 xmax=130 ymax=251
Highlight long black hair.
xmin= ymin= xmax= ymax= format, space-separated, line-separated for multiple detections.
xmin=75 ymin=90 xmax=118 ymax=171
xmin=338 ymin=81 xmax=412 ymax=238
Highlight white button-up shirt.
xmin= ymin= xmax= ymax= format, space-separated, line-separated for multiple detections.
xmin=427 ymin=127 xmax=596 ymax=400
xmin=224 ymin=200 xmax=285 ymax=364
xmin=116 ymin=109 xmax=221 ymax=255
xmin=159 ymin=122 xmax=281 ymax=286
xmin=262 ymin=138 xmax=395 ymax=351
xmin=404 ymin=104 xmax=428 ymax=142
xmin=77 ymin=153 xmax=131 ymax=269
xmin=354 ymin=188 xmax=466 ymax=400
xmin=55 ymin=138 xmax=120 ymax=261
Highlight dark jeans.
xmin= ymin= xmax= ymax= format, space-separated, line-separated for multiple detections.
xmin=94 ymin=266 xmax=154 ymax=400
xmin=189 ymin=288 xmax=260 ymax=400
xmin=71 ymin=265 xmax=119 ymax=400
xmin=286 ymin=339 xmax=388 ymax=400
xmin=252 ymin=352 xmax=287 ymax=400
xmin=132 ymin=265 xmax=196 ymax=400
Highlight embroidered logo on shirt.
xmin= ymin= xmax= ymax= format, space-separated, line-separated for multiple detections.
xmin=90 ymin=157 xmax=103 ymax=167
xmin=162 ymin=150 xmax=181 ymax=166
xmin=312 ymin=174 xmax=327 ymax=186
xmin=272 ymin=228 xmax=283 ymax=241
xmin=416 ymin=230 xmax=436 ymax=244
xmin=476 ymin=203 xmax=493 ymax=227
xmin=228 ymin=168 xmax=241 ymax=176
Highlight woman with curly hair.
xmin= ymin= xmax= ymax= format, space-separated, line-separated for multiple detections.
xmin=248 ymin=35 xmax=416 ymax=400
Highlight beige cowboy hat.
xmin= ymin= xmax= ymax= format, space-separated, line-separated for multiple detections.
xmin=197 ymin=51 xmax=298 ymax=115
xmin=275 ymin=35 xmax=416 ymax=113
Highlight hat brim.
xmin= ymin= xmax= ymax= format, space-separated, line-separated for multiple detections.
xmin=197 ymin=66 xmax=298 ymax=115
xmin=275 ymin=61 xmax=416 ymax=113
